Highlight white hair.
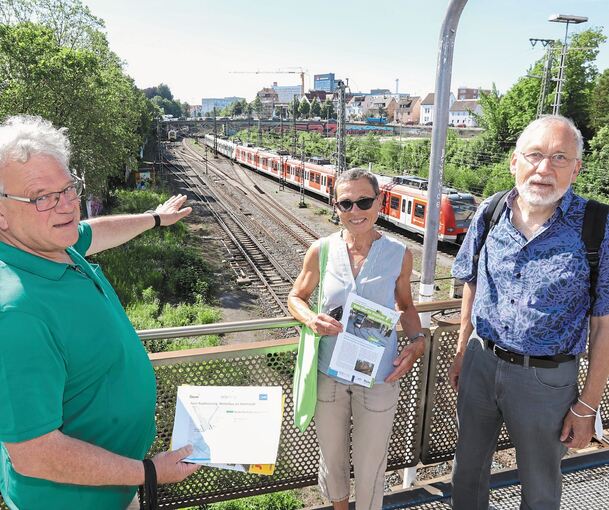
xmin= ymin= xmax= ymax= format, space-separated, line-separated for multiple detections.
xmin=515 ymin=115 xmax=583 ymax=159
xmin=0 ymin=115 xmax=71 ymax=193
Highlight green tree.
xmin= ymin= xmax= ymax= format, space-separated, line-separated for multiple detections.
xmin=320 ymin=98 xmax=334 ymax=119
xmin=590 ymin=68 xmax=609 ymax=132
xmin=0 ymin=18 xmax=151 ymax=196
xmin=291 ymin=96 xmax=300 ymax=119
xmin=0 ymin=0 xmax=104 ymax=49
xmin=151 ymin=95 xmax=181 ymax=117
xmin=251 ymin=96 xmax=263 ymax=118
xmin=560 ymin=29 xmax=606 ymax=139
xmin=575 ymin=125 xmax=609 ymax=201
xmin=299 ymin=97 xmax=310 ymax=118
xmin=310 ymin=97 xmax=321 ymax=117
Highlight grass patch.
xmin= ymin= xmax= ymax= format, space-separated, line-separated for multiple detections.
xmin=202 ymin=491 xmax=303 ymax=510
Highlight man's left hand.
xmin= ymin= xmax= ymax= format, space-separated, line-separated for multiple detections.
xmin=154 ymin=194 xmax=192 ymax=226
xmin=560 ymin=401 xmax=595 ymax=449
xmin=385 ymin=337 xmax=425 ymax=383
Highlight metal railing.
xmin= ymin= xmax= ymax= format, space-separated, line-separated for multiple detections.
xmin=3 ymin=298 xmax=608 ymax=509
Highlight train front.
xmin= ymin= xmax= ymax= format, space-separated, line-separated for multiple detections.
xmin=440 ymin=191 xmax=477 ymax=243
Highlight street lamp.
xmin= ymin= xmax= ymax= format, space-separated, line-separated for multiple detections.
xmin=548 ymin=13 xmax=588 ymax=115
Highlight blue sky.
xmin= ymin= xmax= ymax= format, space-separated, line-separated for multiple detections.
xmin=83 ymin=0 xmax=609 ymax=105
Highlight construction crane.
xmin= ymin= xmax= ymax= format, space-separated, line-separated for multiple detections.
xmin=229 ymin=68 xmax=308 ymax=96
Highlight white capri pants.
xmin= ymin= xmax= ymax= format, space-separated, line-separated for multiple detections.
xmin=315 ymin=372 xmax=400 ymax=510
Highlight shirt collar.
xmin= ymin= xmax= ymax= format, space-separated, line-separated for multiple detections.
xmin=0 ymin=241 xmax=71 ymax=280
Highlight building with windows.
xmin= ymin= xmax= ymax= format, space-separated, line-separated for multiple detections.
xmin=449 ymin=100 xmax=482 ymax=127
xmin=271 ymin=83 xmax=302 ymax=104
xmin=394 ymin=96 xmax=421 ymax=125
xmin=370 ymin=88 xmax=392 ymax=96
xmin=457 ymin=87 xmax=490 ymax=100
xmin=201 ymin=97 xmax=244 ymax=115
xmin=314 ymin=73 xmax=336 ymax=92
xmin=256 ymin=87 xmax=279 ymax=118
xmin=420 ymin=92 xmax=456 ymax=125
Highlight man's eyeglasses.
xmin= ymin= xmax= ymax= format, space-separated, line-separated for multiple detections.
xmin=335 ymin=196 xmax=377 ymax=213
xmin=518 ymin=151 xmax=578 ymax=169
xmin=0 ymin=175 xmax=84 ymax=212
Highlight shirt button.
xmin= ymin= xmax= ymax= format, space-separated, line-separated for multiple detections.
xmin=510 ymin=299 xmax=515 ymax=304
xmin=504 ymin=325 xmax=509 ymax=330
xmin=516 ymin=273 xmax=521 ymax=278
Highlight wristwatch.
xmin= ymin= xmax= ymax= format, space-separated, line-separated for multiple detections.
xmin=145 ymin=210 xmax=161 ymax=228
xmin=408 ymin=332 xmax=425 ymax=342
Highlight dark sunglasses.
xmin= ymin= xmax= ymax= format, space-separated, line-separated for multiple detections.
xmin=335 ymin=196 xmax=377 ymax=212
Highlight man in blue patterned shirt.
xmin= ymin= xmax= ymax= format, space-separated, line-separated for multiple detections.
xmin=449 ymin=115 xmax=609 ymax=510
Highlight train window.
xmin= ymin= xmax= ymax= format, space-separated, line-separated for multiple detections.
xmin=390 ymin=197 xmax=400 ymax=210
xmin=407 ymin=201 xmax=412 ymax=214
xmin=322 ymin=176 xmax=326 ymax=186
xmin=414 ymin=203 xmax=425 ymax=218
xmin=402 ymin=199 xmax=406 ymax=213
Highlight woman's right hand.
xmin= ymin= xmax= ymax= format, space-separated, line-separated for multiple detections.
xmin=305 ymin=313 xmax=343 ymax=336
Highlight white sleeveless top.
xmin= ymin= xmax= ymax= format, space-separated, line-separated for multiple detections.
xmin=317 ymin=231 xmax=407 ymax=384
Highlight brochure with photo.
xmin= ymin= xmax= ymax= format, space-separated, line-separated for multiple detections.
xmin=327 ymin=292 xmax=401 ymax=387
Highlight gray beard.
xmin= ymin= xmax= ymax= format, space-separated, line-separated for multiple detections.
xmin=516 ymin=181 xmax=567 ymax=207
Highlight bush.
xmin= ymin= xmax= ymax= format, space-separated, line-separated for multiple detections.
xmin=127 ymin=288 xmax=220 ymax=353
xmin=92 ymin=189 xmax=221 ymax=353
xmin=204 ymin=491 xmax=303 ymax=510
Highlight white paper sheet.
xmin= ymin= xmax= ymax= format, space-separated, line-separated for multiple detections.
xmin=171 ymin=386 xmax=283 ymax=465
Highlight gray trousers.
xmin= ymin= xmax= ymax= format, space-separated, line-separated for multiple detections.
xmin=451 ymin=337 xmax=578 ymax=510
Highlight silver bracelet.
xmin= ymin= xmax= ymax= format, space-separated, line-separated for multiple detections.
xmin=408 ymin=332 xmax=425 ymax=342
xmin=569 ymin=405 xmax=595 ymax=418
xmin=577 ymin=398 xmax=598 ymax=414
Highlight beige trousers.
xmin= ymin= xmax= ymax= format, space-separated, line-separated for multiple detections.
xmin=314 ymin=372 xmax=400 ymax=510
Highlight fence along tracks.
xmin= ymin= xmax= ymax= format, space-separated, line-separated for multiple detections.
xmin=163 ymin=144 xmax=319 ymax=316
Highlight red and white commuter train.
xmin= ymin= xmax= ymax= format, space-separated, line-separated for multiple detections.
xmin=203 ymin=134 xmax=476 ymax=243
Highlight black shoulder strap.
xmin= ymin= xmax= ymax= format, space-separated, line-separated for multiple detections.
xmin=473 ymin=190 xmax=510 ymax=266
xmin=583 ymin=199 xmax=609 ymax=305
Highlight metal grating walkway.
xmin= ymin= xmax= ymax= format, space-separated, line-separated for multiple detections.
xmin=309 ymin=450 xmax=609 ymax=510
xmin=386 ymin=451 xmax=609 ymax=510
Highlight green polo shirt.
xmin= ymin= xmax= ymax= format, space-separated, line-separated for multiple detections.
xmin=0 ymin=223 xmax=157 ymax=509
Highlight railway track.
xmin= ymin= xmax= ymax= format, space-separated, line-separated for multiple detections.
xmin=162 ymin=151 xmax=295 ymax=316
xmin=185 ymin=138 xmax=461 ymax=261
xmin=178 ymin=140 xmax=320 ymax=251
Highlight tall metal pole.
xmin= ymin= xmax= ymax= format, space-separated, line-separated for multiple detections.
xmin=330 ymin=80 xmax=347 ymax=221
xmin=552 ymin=23 xmax=571 ymax=115
xmin=549 ymin=14 xmax=587 ymax=115
xmin=299 ymin=140 xmax=306 ymax=208
xmin=257 ymin=119 xmax=262 ymax=147
xmin=418 ymin=0 xmax=468 ymax=323
xmin=213 ymin=107 xmax=218 ymax=157
xmin=292 ymin=95 xmax=298 ymax=157
xmin=529 ymin=39 xmax=555 ymax=118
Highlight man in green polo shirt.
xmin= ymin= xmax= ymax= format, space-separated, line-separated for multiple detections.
xmin=0 ymin=115 xmax=200 ymax=509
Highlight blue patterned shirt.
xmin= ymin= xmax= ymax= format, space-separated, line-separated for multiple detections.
xmin=452 ymin=188 xmax=609 ymax=356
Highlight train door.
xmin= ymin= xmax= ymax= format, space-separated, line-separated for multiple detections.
xmin=412 ymin=199 xmax=426 ymax=229
xmin=403 ymin=197 xmax=413 ymax=225
xmin=387 ymin=193 xmax=401 ymax=219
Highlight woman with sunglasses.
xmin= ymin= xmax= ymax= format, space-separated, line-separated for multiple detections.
xmin=288 ymin=168 xmax=425 ymax=510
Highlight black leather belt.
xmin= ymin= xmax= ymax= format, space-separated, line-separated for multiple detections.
xmin=483 ymin=339 xmax=576 ymax=369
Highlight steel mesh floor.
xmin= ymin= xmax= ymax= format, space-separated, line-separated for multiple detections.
xmin=388 ymin=463 xmax=609 ymax=509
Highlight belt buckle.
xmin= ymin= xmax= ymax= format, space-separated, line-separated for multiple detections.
xmin=492 ymin=343 xmax=504 ymax=356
